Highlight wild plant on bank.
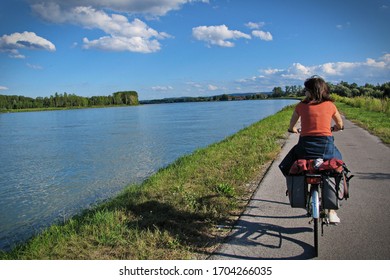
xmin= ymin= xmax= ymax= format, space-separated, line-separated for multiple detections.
xmin=332 ymin=94 xmax=389 ymax=115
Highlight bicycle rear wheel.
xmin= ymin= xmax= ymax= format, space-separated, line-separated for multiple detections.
xmin=311 ymin=186 xmax=320 ymax=257
xmin=313 ymin=217 xmax=319 ymax=257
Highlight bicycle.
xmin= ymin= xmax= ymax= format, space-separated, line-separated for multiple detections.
xmin=285 ymin=127 xmax=353 ymax=257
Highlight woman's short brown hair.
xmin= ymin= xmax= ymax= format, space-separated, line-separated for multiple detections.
xmin=304 ymin=75 xmax=333 ymax=103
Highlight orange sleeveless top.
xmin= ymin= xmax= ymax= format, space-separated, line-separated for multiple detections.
xmin=295 ymin=101 xmax=336 ymax=137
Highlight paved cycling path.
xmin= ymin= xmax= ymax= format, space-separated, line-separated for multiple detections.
xmin=210 ymin=117 xmax=390 ymax=259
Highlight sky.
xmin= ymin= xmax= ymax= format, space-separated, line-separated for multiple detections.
xmin=0 ymin=0 xmax=389 ymax=101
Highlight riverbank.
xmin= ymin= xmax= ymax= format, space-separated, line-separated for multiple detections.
xmin=0 ymin=105 xmax=295 ymax=259
xmin=0 ymin=104 xmax=134 ymax=113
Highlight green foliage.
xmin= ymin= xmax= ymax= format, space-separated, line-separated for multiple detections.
xmin=215 ymin=183 xmax=236 ymax=197
xmin=270 ymin=81 xmax=390 ymax=99
xmin=0 ymin=91 xmax=139 ymax=112
xmin=112 ymin=91 xmax=139 ymax=105
xmin=329 ymin=81 xmax=390 ymax=98
xmin=332 ymin=94 xmax=389 ymax=115
xmin=336 ymin=101 xmax=390 ymax=144
xmin=272 ymin=86 xmax=284 ymax=97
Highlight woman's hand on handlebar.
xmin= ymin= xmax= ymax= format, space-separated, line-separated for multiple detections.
xmin=331 ymin=125 xmax=344 ymax=132
xmin=288 ymin=127 xmax=300 ymax=134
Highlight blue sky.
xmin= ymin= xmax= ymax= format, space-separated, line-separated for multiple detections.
xmin=0 ymin=0 xmax=389 ymax=100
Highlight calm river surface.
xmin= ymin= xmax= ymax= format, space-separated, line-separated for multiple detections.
xmin=0 ymin=99 xmax=297 ymax=250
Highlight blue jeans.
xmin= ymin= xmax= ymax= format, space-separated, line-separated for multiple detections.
xmin=279 ymin=136 xmax=342 ymax=176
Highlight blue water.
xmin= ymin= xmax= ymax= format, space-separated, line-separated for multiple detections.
xmin=0 ymin=99 xmax=297 ymax=250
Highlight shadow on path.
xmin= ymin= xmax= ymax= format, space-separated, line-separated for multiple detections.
xmin=211 ymin=209 xmax=317 ymax=259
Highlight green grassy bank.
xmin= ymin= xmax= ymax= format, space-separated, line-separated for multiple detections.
xmin=0 ymin=105 xmax=133 ymax=113
xmin=335 ymin=102 xmax=390 ymax=145
xmin=0 ymin=106 xmax=294 ymax=260
xmin=331 ymin=94 xmax=389 ymax=144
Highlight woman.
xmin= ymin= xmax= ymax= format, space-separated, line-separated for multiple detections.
xmin=279 ymin=75 xmax=344 ymax=223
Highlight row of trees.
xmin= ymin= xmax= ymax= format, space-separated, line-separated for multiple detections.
xmin=271 ymin=81 xmax=390 ymax=99
xmin=140 ymin=93 xmax=270 ymax=104
xmin=0 ymin=91 xmax=139 ymax=110
xmin=329 ymin=81 xmax=390 ymax=98
xmin=271 ymin=85 xmax=303 ymax=98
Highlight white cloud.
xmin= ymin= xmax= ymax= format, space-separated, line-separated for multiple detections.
xmin=263 ymin=68 xmax=282 ymax=75
xmin=238 ymin=54 xmax=390 ymax=87
xmin=245 ymin=21 xmax=273 ymax=42
xmin=83 ymin=36 xmax=158 ymax=52
xmin=252 ymin=30 xmax=273 ymax=41
xmin=27 ymin=63 xmax=43 ymax=70
xmin=30 ymin=2 xmax=173 ymax=53
xmin=8 ymin=50 xmax=26 ymax=59
xmin=30 ymin=0 xmax=209 ymax=17
xmin=319 ymin=62 xmax=356 ymax=76
xmin=245 ymin=21 xmax=265 ymax=30
xmin=0 ymin=31 xmax=55 ymax=58
xmin=186 ymin=81 xmax=203 ymax=88
xmin=336 ymin=22 xmax=351 ymax=30
xmin=151 ymin=85 xmax=174 ymax=91
xmin=208 ymin=84 xmax=218 ymax=91
xmin=92 ymin=15 xmax=169 ymax=51
xmin=192 ymin=25 xmax=251 ymax=47
xmin=0 ymin=86 xmax=9 ymax=91
xmin=281 ymin=63 xmax=312 ymax=79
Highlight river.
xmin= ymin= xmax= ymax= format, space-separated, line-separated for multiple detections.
xmin=0 ymin=99 xmax=298 ymax=250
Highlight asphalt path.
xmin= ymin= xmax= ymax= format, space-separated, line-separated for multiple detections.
xmin=210 ymin=117 xmax=390 ymax=260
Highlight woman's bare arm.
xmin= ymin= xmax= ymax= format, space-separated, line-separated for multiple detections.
xmin=332 ymin=109 xmax=344 ymax=131
xmin=288 ymin=110 xmax=300 ymax=133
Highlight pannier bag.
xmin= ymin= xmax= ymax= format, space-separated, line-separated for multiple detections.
xmin=322 ymin=175 xmax=340 ymax=209
xmin=286 ymin=158 xmax=353 ymax=210
xmin=323 ymin=171 xmax=351 ymax=209
xmin=286 ymin=176 xmax=307 ymax=208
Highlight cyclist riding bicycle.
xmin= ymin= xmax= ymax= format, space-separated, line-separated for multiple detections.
xmin=279 ymin=75 xmax=344 ymax=223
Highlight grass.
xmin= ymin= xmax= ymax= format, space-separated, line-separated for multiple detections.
xmin=0 ymin=105 xmax=295 ymax=260
xmin=331 ymin=94 xmax=389 ymax=144
xmin=334 ymin=102 xmax=390 ymax=145
xmin=0 ymin=107 xmax=71 ymax=113
xmin=0 ymin=105 xmax=132 ymax=114
xmin=332 ymin=94 xmax=389 ymax=115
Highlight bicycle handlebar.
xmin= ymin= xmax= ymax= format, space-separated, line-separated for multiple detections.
xmin=288 ymin=125 xmax=343 ymax=134
xmin=287 ymin=128 xmax=301 ymax=133
xmin=331 ymin=125 xmax=344 ymax=132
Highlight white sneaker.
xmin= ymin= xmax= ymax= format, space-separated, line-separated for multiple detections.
xmin=329 ymin=211 xmax=341 ymax=223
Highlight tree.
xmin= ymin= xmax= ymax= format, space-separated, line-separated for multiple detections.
xmin=272 ymin=87 xmax=284 ymax=97
xmin=380 ymin=82 xmax=390 ymax=98
xmin=220 ymin=94 xmax=229 ymax=101
xmin=113 ymin=91 xmax=139 ymax=105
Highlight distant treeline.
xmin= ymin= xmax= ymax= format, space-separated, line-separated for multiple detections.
xmin=271 ymin=81 xmax=390 ymax=98
xmin=142 ymin=81 xmax=390 ymax=105
xmin=0 ymin=91 xmax=139 ymax=110
xmin=140 ymin=93 xmax=270 ymax=104
xmin=2 ymin=81 xmax=389 ymax=110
